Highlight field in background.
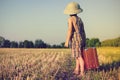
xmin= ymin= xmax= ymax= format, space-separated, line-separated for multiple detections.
xmin=0 ymin=47 xmax=120 ymax=80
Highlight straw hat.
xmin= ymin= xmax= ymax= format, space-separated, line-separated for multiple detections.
xmin=64 ymin=2 xmax=83 ymax=15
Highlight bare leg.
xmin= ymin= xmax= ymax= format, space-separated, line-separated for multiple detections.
xmin=78 ymin=56 xmax=84 ymax=76
xmin=73 ymin=58 xmax=80 ymax=74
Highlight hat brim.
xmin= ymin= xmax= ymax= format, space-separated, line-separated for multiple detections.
xmin=64 ymin=8 xmax=83 ymax=15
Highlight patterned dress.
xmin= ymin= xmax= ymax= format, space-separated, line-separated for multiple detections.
xmin=70 ymin=17 xmax=86 ymax=58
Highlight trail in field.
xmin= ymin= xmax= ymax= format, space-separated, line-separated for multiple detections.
xmin=54 ymin=53 xmax=80 ymax=80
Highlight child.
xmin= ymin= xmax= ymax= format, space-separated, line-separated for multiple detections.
xmin=64 ymin=2 xmax=86 ymax=77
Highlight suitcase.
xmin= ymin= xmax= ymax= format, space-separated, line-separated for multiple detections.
xmin=83 ymin=47 xmax=99 ymax=70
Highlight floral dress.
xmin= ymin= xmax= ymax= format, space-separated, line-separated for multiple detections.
xmin=70 ymin=17 xmax=86 ymax=58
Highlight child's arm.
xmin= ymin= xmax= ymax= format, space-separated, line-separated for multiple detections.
xmin=64 ymin=18 xmax=72 ymax=47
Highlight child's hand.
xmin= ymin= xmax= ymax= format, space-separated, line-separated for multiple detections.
xmin=64 ymin=42 xmax=68 ymax=47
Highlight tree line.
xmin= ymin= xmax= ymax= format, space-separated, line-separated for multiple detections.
xmin=0 ymin=36 xmax=120 ymax=48
xmin=0 ymin=36 xmax=64 ymax=48
xmin=86 ymin=37 xmax=120 ymax=47
xmin=101 ymin=37 xmax=120 ymax=47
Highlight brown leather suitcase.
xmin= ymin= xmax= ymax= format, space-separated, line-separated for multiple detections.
xmin=83 ymin=47 xmax=99 ymax=70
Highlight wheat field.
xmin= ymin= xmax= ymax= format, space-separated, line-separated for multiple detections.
xmin=0 ymin=47 xmax=120 ymax=80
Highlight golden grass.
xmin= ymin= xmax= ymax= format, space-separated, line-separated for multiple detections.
xmin=0 ymin=47 xmax=120 ymax=80
xmin=97 ymin=47 xmax=120 ymax=64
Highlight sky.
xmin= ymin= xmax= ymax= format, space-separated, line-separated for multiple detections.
xmin=0 ymin=0 xmax=120 ymax=44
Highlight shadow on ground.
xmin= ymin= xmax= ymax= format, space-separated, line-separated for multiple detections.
xmin=99 ymin=61 xmax=120 ymax=72
xmin=55 ymin=55 xmax=120 ymax=80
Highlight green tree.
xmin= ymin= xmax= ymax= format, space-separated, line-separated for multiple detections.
xmin=4 ymin=39 xmax=11 ymax=48
xmin=23 ymin=40 xmax=34 ymax=48
xmin=86 ymin=38 xmax=89 ymax=47
xmin=46 ymin=43 xmax=51 ymax=48
xmin=29 ymin=41 xmax=34 ymax=48
xmin=0 ymin=36 xmax=5 ymax=48
xmin=10 ymin=41 xmax=18 ymax=48
xmin=60 ymin=42 xmax=65 ymax=48
xmin=52 ymin=44 xmax=62 ymax=48
xmin=35 ymin=39 xmax=46 ymax=48
xmin=101 ymin=37 xmax=120 ymax=47
xmin=115 ymin=37 xmax=120 ymax=46
xmin=86 ymin=38 xmax=101 ymax=47
xmin=19 ymin=41 xmax=24 ymax=48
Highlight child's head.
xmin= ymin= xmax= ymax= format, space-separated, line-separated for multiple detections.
xmin=64 ymin=2 xmax=83 ymax=15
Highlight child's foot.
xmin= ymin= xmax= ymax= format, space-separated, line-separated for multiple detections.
xmin=73 ymin=70 xmax=79 ymax=75
xmin=78 ymin=73 xmax=85 ymax=78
